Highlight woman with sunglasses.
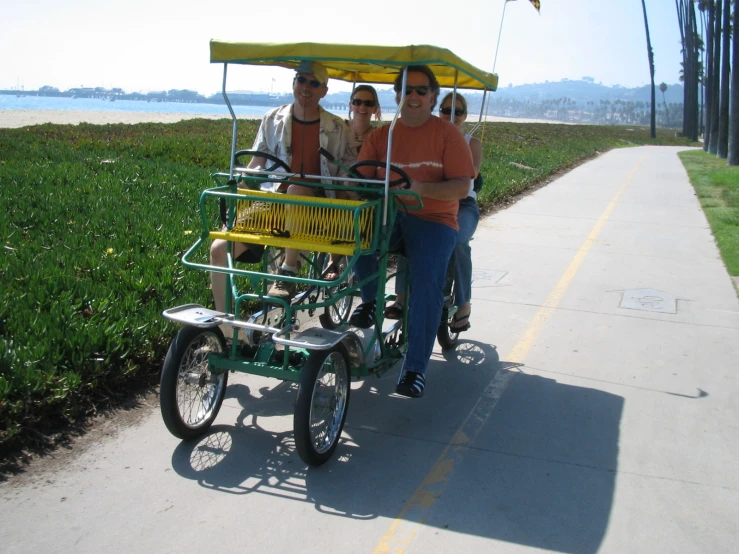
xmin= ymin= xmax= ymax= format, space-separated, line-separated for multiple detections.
xmin=438 ymin=91 xmax=481 ymax=332
xmin=322 ymin=85 xmax=382 ymax=281
xmin=346 ymin=85 xmax=382 ymax=152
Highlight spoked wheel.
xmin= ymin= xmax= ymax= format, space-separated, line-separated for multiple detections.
xmin=160 ymin=325 xmax=229 ymax=440
xmin=437 ymin=308 xmax=460 ymax=350
xmin=437 ymin=265 xmax=459 ymax=351
xmin=319 ymin=255 xmax=355 ymax=330
xmin=294 ymin=345 xmax=351 ymax=466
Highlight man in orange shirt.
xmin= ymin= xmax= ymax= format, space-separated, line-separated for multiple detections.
xmin=350 ymin=65 xmax=475 ymax=398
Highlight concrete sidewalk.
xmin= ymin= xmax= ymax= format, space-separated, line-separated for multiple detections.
xmin=2 ymin=145 xmax=738 ymax=553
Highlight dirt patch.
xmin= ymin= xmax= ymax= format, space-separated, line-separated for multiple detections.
xmin=0 ymin=385 xmax=160 ymax=483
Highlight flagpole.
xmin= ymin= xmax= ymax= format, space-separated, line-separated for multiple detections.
xmin=492 ymin=0 xmax=510 ymax=74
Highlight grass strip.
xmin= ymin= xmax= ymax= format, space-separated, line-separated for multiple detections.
xmin=678 ymin=150 xmax=739 ymax=277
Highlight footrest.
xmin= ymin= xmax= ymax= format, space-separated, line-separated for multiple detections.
xmin=162 ymin=304 xmax=228 ymax=327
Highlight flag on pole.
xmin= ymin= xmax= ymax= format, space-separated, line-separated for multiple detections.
xmin=506 ymin=0 xmax=540 ymax=12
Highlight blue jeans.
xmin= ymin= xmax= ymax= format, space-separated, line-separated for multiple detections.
xmin=453 ymin=197 xmax=480 ymax=306
xmin=395 ymin=197 xmax=479 ymax=306
xmin=354 ymin=212 xmax=457 ymax=375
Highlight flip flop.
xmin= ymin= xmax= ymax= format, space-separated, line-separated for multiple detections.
xmin=384 ymin=303 xmax=404 ymax=319
xmin=449 ymin=312 xmax=471 ymax=332
xmin=323 ymin=261 xmax=340 ymax=281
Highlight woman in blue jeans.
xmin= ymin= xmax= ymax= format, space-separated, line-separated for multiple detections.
xmin=385 ymin=92 xmax=481 ymax=332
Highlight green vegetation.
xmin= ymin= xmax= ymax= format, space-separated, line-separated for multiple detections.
xmin=0 ymin=119 xmax=693 ymax=452
xmin=678 ymin=150 xmax=739 ymax=276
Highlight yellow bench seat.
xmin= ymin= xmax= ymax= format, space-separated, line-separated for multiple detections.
xmin=210 ymin=190 xmax=377 ymax=256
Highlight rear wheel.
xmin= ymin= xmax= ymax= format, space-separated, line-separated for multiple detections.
xmin=319 ymin=255 xmax=355 ymax=329
xmin=294 ymin=345 xmax=351 ymax=466
xmin=160 ymin=325 xmax=229 ymax=440
xmin=437 ymin=265 xmax=459 ymax=350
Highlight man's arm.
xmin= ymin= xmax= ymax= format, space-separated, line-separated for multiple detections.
xmin=407 ymin=177 xmax=469 ymax=200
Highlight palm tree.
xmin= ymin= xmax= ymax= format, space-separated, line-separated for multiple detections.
xmin=675 ymin=0 xmax=702 ymax=140
xmin=659 ymin=82 xmax=670 ymax=126
xmin=641 ymin=0 xmax=657 ymax=138
xmin=708 ymin=0 xmax=722 ymax=154
xmin=728 ymin=0 xmax=739 ymax=165
xmin=703 ymin=0 xmax=715 ymax=150
xmin=716 ymin=0 xmax=730 ymax=158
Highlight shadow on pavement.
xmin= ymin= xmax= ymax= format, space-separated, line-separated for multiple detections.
xmin=170 ymin=339 xmax=623 ymax=553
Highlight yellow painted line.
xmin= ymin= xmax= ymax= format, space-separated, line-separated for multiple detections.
xmin=372 ymin=156 xmax=646 ymax=554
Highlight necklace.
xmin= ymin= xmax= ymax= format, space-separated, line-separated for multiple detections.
xmin=353 ymin=122 xmax=372 ymax=139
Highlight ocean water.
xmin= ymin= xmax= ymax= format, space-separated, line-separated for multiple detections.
xmin=0 ymin=94 xmax=347 ymax=117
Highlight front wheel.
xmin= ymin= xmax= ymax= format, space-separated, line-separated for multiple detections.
xmin=294 ymin=345 xmax=351 ymax=466
xmin=160 ymin=325 xmax=229 ymax=440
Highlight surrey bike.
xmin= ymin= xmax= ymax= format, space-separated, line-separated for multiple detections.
xmin=159 ymin=41 xmax=498 ymax=466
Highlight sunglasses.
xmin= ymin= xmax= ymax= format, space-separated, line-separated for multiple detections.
xmin=404 ymin=86 xmax=430 ymax=96
xmin=351 ymin=98 xmax=377 ymax=108
xmin=440 ymin=107 xmax=466 ymax=117
xmin=296 ymin=75 xmax=322 ymax=88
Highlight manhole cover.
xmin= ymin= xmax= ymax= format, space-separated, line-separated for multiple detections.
xmin=618 ymin=288 xmax=678 ymax=314
xmin=472 ymin=269 xmax=507 ymax=287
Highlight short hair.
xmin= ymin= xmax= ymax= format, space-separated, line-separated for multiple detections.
xmin=440 ymin=91 xmax=467 ymax=113
xmin=393 ymin=65 xmax=440 ymax=110
xmin=351 ymin=84 xmax=382 ymax=120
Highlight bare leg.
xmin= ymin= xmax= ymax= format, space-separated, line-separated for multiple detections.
xmin=210 ymin=238 xmax=248 ymax=313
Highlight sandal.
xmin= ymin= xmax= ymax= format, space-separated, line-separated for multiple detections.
xmin=323 ymin=256 xmax=343 ymax=281
xmin=349 ymin=300 xmax=376 ymax=328
xmin=323 ymin=261 xmax=340 ymax=281
xmin=449 ymin=312 xmax=471 ymax=333
xmin=384 ymin=303 xmax=403 ymax=319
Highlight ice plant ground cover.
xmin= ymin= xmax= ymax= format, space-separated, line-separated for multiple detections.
xmin=0 ymin=118 xmax=693 ymax=452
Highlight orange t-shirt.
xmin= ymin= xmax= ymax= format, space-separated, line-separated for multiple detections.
xmin=291 ymin=117 xmax=321 ymax=181
xmin=357 ymin=116 xmax=475 ymax=230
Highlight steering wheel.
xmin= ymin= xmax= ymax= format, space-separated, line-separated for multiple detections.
xmin=348 ymin=160 xmax=412 ymax=190
xmin=233 ymin=149 xmax=291 ymax=175
xmin=221 ymin=150 xmax=293 ymax=225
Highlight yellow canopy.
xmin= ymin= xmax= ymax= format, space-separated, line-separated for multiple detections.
xmin=210 ymin=41 xmax=498 ymax=91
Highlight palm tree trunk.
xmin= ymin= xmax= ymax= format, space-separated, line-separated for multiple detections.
xmin=641 ymin=0 xmax=657 ymax=138
xmin=676 ymin=0 xmax=688 ymax=135
xmin=716 ymin=0 xmax=730 ymax=158
xmin=708 ymin=0 xmax=722 ymax=154
xmin=686 ymin=1 xmax=700 ymax=141
xmin=728 ymin=0 xmax=739 ymax=165
xmin=704 ymin=1 xmax=715 ymax=150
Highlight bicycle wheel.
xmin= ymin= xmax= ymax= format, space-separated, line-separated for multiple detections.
xmin=294 ymin=345 xmax=351 ymax=466
xmin=160 ymin=325 xmax=229 ymax=440
xmin=437 ymin=262 xmax=459 ymax=350
xmin=319 ymin=255 xmax=355 ymax=329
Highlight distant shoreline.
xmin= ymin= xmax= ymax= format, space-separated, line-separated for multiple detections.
xmin=0 ymin=110 xmax=260 ymax=128
xmin=0 ymin=109 xmax=562 ymax=129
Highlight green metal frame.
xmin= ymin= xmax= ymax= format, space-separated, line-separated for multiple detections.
xmin=176 ymin=167 xmax=420 ymax=381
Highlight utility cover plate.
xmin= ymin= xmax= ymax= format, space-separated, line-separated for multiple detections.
xmin=619 ymin=288 xmax=678 ymax=314
xmin=472 ymin=269 xmax=507 ymax=287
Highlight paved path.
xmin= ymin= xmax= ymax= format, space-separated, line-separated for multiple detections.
xmin=2 ymin=146 xmax=738 ymax=553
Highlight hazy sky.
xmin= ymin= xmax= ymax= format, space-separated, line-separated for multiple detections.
xmin=1 ymin=0 xmax=683 ymax=95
